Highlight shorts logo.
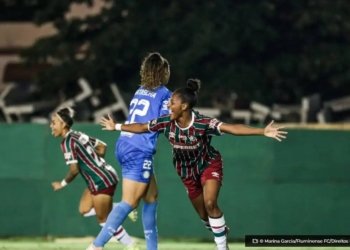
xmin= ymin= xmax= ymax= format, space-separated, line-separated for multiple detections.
xmin=211 ymin=172 xmax=220 ymax=178
xmin=143 ymin=171 xmax=150 ymax=179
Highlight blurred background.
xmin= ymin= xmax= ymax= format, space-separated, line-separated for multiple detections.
xmin=1 ymin=0 xmax=350 ymax=124
xmin=1 ymin=0 xmax=350 ymax=244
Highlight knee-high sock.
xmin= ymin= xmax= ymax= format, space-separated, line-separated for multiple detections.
xmin=93 ymin=201 xmax=133 ymax=247
xmin=209 ymin=215 xmax=228 ymax=250
xmin=142 ymin=201 xmax=158 ymax=250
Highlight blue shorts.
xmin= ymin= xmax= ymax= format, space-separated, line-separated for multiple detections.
xmin=115 ymin=140 xmax=154 ymax=183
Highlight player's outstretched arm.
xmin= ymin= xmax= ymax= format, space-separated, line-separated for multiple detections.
xmin=220 ymin=120 xmax=287 ymax=142
xmin=51 ymin=163 xmax=80 ymax=191
xmin=100 ymin=114 xmax=149 ymax=133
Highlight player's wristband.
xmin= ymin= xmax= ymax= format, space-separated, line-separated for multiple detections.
xmin=61 ymin=179 xmax=68 ymax=187
xmin=115 ymin=123 xmax=122 ymax=131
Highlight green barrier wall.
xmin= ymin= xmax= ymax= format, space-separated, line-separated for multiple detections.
xmin=0 ymin=124 xmax=349 ymax=240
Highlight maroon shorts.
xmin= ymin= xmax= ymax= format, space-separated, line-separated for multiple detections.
xmin=182 ymin=157 xmax=223 ymax=200
xmin=91 ymin=184 xmax=116 ymax=196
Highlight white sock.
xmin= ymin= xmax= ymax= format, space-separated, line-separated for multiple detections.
xmin=209 ymin=215 xmax=228 ymax=250
xmin=84 ymin=203 xmax=119 ymax=217
xmin=112 ymin=225 xmax=134 ymax=246
xmin=99 ymin=223 xmax=133 ymax=246
xmin=83 ymin=208 xmax=96 ymax=217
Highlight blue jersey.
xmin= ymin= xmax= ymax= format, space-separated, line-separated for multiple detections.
xmin=117 ymin=85 xmax=171 ymax=155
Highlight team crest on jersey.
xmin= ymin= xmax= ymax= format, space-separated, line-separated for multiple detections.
xmin=64 ymin=152 xmax=72 ymax=160
xmin=209 ymin=119 xmax=219 ymax=129
xmin=188 ymin=136 xmax=197 ymax=142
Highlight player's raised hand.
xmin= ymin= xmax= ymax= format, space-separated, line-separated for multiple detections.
xmin=100 ymin=114 xmax=116 ymax=130
xmin=264 ymin=120 xmax=288 ymax=142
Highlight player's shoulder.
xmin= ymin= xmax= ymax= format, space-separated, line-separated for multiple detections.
xmin=193 ymin=110 xmax=209 ymax=120
xmin=155 ymin=85 xmax=172 ymax=96
xmin=67 ymin=130 xmax=89 ymax=143
xmin=193 ymin=110 xmax=220 ymax=124
xmin=151 ymin=114 xmax=171 ymax=124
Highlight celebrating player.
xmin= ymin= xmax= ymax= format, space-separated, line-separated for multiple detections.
xmin=50 ymin=107 xmax=137 ymax=249
xmin=87 ymin=52 xmax=172 ymax=250
xmin=98 ymin=79 xmax=287 ymax=250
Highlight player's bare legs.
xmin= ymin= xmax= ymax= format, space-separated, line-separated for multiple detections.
xmin=203 ymin=179 xmax=228 ymax=250
xmin=79 ymin=188 xmax=94 ymax=216
xmin=93 ymin=175 xmax=158 ymax=249
xmin=81 ymin=192 xmax=133 ymax=248
xmin=190 ymin=193 xmax=208 ymax=218
xmin=123 ymin=175 xmax=159 ymax=249
xmin=190 ymin=193 xmax=212 ymax=231
xmin=92 ymin=193 xmax=113 ymax=223
xmin=203 ymin=179 xmax=222 ymax=217
xmin=143 ymin=175 xmax=158 ymax=203
xmin=122 ymin=178 xmax=149 ymax=208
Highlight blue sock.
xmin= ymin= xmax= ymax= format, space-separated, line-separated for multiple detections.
xmin=94 ymin=201 xmax=133 ymax=247
xmin=142 ymin=201 xmax=158 ymax=250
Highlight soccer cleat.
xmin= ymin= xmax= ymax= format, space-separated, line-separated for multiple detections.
xmin=127 ymin=209 xmax=138 ymax=222
xmin=86 ymin=243 xmax=103 ymax=250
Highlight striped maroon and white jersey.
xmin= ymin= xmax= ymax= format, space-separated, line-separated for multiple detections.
xmin=148 ymin=111 xmax=223 ymax=178
xmin=60 ymin=130 xmax=118 ymax=192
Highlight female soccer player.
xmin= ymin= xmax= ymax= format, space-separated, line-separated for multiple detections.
xmin=98 ymin=79 xmax=287 ymax=250
xmin=50 ymin=107 xmax=137 ymax=249
xmin=87 ymin=52 xmax=172 ymax=250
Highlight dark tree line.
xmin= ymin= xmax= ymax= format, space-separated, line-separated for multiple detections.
xmin=21 ymin=0 xmax=350 ymax=106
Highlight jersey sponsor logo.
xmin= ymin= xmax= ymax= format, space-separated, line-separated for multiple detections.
xmin=173 ymin=143 xmax=200 ymax=150
xmin=64 ymin=152 xmax=72 ymax=160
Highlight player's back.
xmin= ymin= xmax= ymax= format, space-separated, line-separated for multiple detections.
xmin=118 ymin=85 xmax=171 ymax=154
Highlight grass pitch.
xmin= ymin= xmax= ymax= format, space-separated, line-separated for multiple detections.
xmin=0 ymin=238 xmax=344 ymax=250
